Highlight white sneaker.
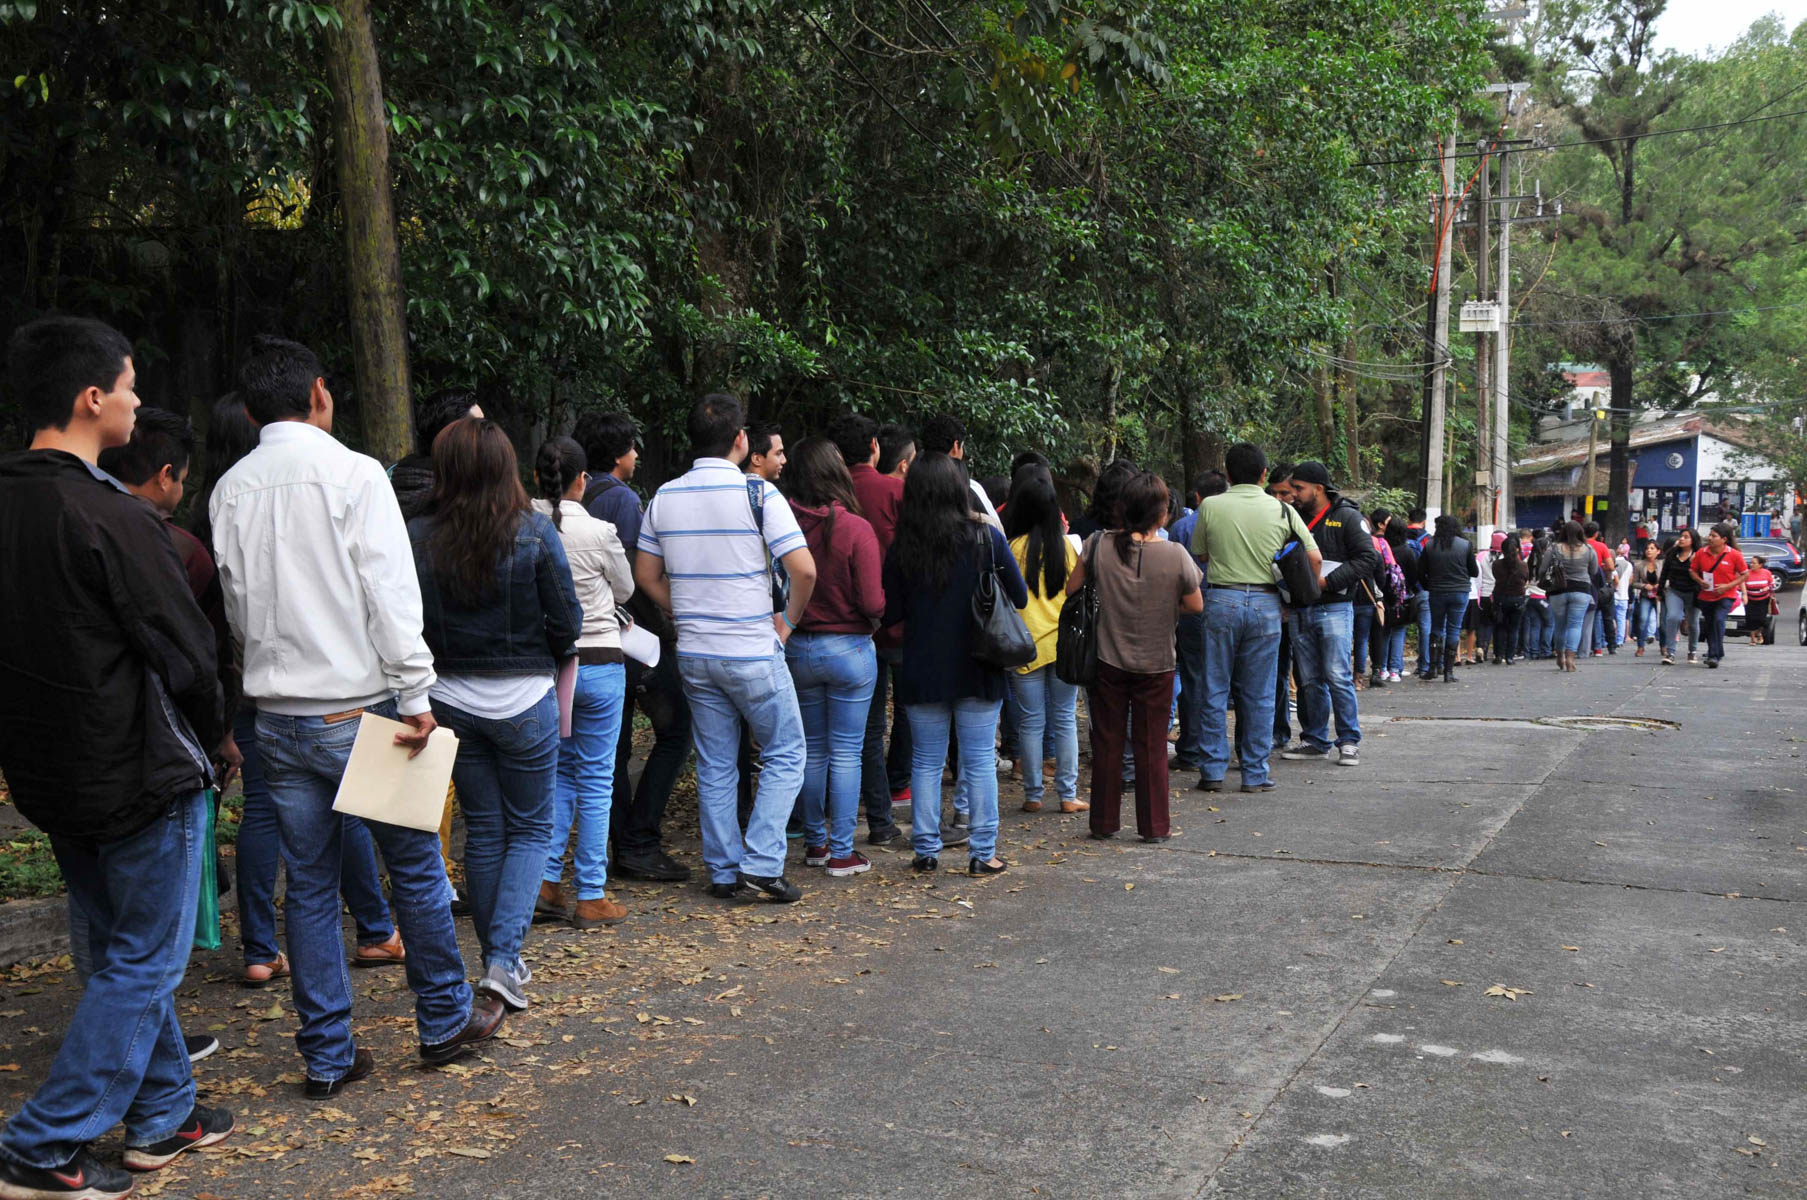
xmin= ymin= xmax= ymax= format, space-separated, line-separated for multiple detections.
xmin=995 ymin=754 xmax=1014 ymax=772
xmin=477 ymin=959 xmax=529 ymax=1010
xmin=1337 ymin=745 xmax=1360 ymax=767
xmin=1388 ymin=671 xmax=1403 ymax=683
xmin=1280 ymin=746 xmax=1332 ymax=761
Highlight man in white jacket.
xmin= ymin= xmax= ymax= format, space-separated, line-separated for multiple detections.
xmin=211 ymin=336 xmax=502 ymax=1100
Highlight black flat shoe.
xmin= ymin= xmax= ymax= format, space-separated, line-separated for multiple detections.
xmin=305 ymin=1047 xmax=374 ymax=1099
xmin=912 ymin=855 xmax=938 ymax=873
xmin=707 ymin=881 xmax=749 ymax=900
xmin=1086 ymin=831 xmax=1116 ymax=841
xmin=969 ymin=857 xmax=1008 ymax=875
xmin=614 ymin=850 xmax=692 ymax=882
xmin=1195 ymin=778 xmax=1223 ymax=793
xmin=1240 ymin=781 xmax=1275 ymax=793
xmin=1139 ymin=835 xmax=1169 ymax=844
xmin=741 ymin=873 xmax=803 ymax=903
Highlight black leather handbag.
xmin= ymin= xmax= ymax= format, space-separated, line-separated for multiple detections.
xmin=1054 ymin=535 xmax=1101 ymax=686
xmin=970 ymin=527 xmax=1036 ymax=669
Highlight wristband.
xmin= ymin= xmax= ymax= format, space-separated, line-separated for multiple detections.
xmin=777 ymin=610 xmax=794 ymax=631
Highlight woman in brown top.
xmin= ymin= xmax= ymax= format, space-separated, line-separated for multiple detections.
xmin=1065 ymin=472 xmax=1203 ymax=842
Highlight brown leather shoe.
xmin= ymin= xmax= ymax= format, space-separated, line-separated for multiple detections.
xmin=351 ymin=931 xmax=405 ymax=968
xmin=420 ymin=994 xmax=505 ymax=1066
xmin=242 ymin=952 xmax=290 ymax=989
xmin=534 ymin=880 xmax=567 ymax=921
xmin=571 ymin=896 xmax=628 ymax=929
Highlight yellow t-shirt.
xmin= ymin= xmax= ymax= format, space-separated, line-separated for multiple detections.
xmin=1011 ymin=533 xmax=1081 ymax=674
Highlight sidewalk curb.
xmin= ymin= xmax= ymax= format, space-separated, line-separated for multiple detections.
xmin=0 ymin=883 xmax=239 ymax=969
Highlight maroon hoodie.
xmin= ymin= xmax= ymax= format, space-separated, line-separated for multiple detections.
xmin=789 ymin=500 xmax=885 ymax=634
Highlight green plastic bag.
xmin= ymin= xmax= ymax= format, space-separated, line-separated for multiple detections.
xmin=193 ymin=790 xmax=221 ymax=951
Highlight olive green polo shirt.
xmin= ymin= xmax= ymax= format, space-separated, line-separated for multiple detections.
xmin=1190 ymin=483 xmax=1313 ymax=585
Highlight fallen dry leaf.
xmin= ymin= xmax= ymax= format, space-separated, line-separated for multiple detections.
xmin=1483 ymin=984 xmax=1532 ymax=1001
xmin=1440 ymin=980 xmax=1463 ymax=987
xmin=1561 ymin=945 xmax=1580 ymax=952
xmin=664 ymin=1154 xmax=697 ymax=1164
xmin=445 ymin=1147 xmax=491 ymax=1160
xmin=1212 ymin=993 xmax=1243 ymax=1003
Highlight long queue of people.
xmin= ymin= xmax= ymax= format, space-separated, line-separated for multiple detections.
xmin=0 ymin=315 xmax=1769 ymax=1199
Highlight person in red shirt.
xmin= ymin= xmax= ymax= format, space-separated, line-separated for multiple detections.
xmin=1689 ymin=522 xmax=1749 ymax=668
xmin=828 ymin=414 xmax=913 ymax=847
xmin=1743 ymin=555 xmax=1778 ymax=644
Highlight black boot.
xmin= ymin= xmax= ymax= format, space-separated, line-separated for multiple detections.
xmin=1442 ymin=640 xmax=1457 ymax=682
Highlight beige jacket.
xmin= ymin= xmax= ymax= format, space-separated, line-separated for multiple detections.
xmin=532 ymin=499 xmax=633 ymax=650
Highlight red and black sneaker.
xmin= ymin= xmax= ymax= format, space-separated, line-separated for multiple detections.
xmin=803 ymin=843 xmax=830 ymax=867
xmin=0 ymin=1149 xmax=134 ymax=1198
xmin=825 ymin=852 xmax=872 ymax=878
xmin=122 ymin=1105 xmax=235 ymax=1171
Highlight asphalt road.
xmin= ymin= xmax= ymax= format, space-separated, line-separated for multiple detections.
xmin=0 ymin=628 xmax=1801 ymax=1199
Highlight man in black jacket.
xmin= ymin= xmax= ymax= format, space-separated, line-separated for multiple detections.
xmin=1280 ymin=461 xmax=1379 ymax=768
xmin=0 ymin=316 xmax=234 ymax=1197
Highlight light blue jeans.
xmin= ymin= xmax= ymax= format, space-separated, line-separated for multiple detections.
xmin=678 ymin=650 xmax=806 ymax=883
xmin=1289 ymin=601 xmax=1360 ymax=750
xmin=1 ymin=792 xmax=205 ymax=1169
xmin=907 ymin=697 xmax=1003 ymax=863
xmin=544 ymin=662 xmax=627 ymax=901
xmin=432 ymin=688 xmax=560 ymax=972
xmin=1201 ymin=588 xmax=1284 ymax=787
xmin=256 ymin=705 xmax=471 ymax=1083
xmin=786 ymin=632 xmax=877 ymax=861
xmin=1009 ymin=665 xmax=1079 ymax=805
xmin=1549 ymin=590 xmax=1592 ymax=653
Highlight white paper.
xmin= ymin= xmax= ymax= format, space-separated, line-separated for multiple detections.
xmin=621 ymin=622 xmax=662 ymax=668
xmin=1318 ymin=559 xmax=1342 ymax=576
xmin=331 ymin=712 xmax=459 ymax=833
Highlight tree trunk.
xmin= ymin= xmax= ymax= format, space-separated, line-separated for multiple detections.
xmin=325 ymin=0 xmax=412 ymax=463
xmin=1605 ymin=350 xmax=1634 ymax=544
xmin=1340 ymin=346 xmax=1360 ymax=484
xmin=1313 ymin=361 xmax=1336 ymax=463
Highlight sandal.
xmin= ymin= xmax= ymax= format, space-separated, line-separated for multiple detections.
xmin=1060 ymin=799 xmax=1090 ymax=813
xmin=351 ymin=931 xmax=406 ymax=969
xmin=241 ymin=952 xmax=290 ymax=989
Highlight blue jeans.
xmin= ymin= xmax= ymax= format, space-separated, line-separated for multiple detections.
xmin=1414 ymin=590 xmax=1434 ymax=665
xmin=1523 ymin=598 xmax=1553 ymax=657
xmin=1290 ymin=602 xmax=1360 ymax=750
xmin=544 ymin=663 xmax=627 ymax=901
xmin=1009 ymin=666 xmax=1079 ymax=805
xmin=1201 ymin=588 xmax=1284 ymax=786
xmin=1173 ymin=609 xmax=1207 ymax=765
xmin=1351 ymin=602 xmax=1374 ymax=677
xmin=1630 ymin=595 xmax=1660 ymax=647
xmin=1381 ymin=622 xmax=1406 ymax=675
xmin=255 ymin=706 xmax=471 ymax=1083
xmin=678 ymin=650 xmax=806 ymax=883
xmin=234 ymin=707 xmax=395 ymax=965
xmin=906 ymin=697 xmax=1003 ymax=862
xmin=433 ymin=688 xmax=559 ymax=970
xmin=1698 ymin=596 xmax=1731 ymax=663
xmin=1613 ymin=597 xmax=1629 ymax=645
xmin=1 ymin=793 xmax=205 ymax=1169
xmin=1549 ymin=590 xmax=1591 ymax=652
xmin=1429 ymin=591 xmax=1468 ymax=660
xmin=786 ymin=633 xmax=877 ymax=861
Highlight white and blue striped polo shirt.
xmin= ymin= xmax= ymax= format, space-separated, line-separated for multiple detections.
xmin=639 ymin=457 xmax=806 ymax=660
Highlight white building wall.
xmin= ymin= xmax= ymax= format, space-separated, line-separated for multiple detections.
xmin=1696 ymin=435 xmax=1782 ymax=482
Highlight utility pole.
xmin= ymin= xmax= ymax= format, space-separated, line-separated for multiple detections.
xmin=1494 ymin=144 xmax=1513 ymax=534
xmin=1473 ymin=141 xmax=1493 ymax=540
xmin=1584 ymin=407 xmax=1601 ymax=519
xmin=1419 ymin=138 xmax=1455 ymax=520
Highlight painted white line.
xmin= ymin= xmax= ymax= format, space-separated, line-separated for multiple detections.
xmin=1419 ymin=1044 xmax=1460 ymax=1057
xmin=1371 ymin=1034 xmax=1406 ymax=1044
xmin=1314 ymin=1086 xmax=1353 ymax=1098
xmin=1306 ymin=1134 xmax=1352 ymax=1148
xmin=1471 ymin=1049 xmax=1524 ymax=1064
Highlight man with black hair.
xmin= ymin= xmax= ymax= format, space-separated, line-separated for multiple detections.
xmin=1188 ymin=443 xmax=1318 ymax=794
xmin=0 ymin=316 xmax=233 ymax=1196
xmin=826 ymin=412 xmax=908 ymax=844
xmin=877 ymin=423 xmax=915 ymax=478
xmin=1278 ymin=461 xmax=1377 ymax=768
xmin=1166 ymin=471 xmax=1226 ymax=771
xmin=389 ymin=389 xmax=484 ymax=520
xmin=635 ymin=393 xmax=818 ymax=903
xmin=920 ymin=412 xmax=1001 ymax=529
xmin=1403 ymin=507 xmax=1433 ymax=672
xmin=212 ymin=335 xmax=503 ymax=1098
xmin=745 ymin=421 xmax=786 ymax=482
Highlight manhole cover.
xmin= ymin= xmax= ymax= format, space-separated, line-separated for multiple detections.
xmin=1389 ymin=715 xmax=1678 ymax=733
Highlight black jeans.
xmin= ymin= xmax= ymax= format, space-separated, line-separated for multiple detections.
xmin=1492 ymin=596 xmax=1525 ymax=661
xmin=857 ymin=645 xmax=907 ymax=835
xmin=609 ymin=654 xmax=693 ymax=859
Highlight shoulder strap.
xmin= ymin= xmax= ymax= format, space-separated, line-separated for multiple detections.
xmin=745 ymin=476 xmax=765 ymax=532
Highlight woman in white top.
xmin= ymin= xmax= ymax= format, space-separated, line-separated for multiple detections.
xmin=532 ymin=437 xmax=634 ymax=931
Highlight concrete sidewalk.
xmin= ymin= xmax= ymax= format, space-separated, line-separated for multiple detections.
xmin=0 ymin=635 xmax=1800 ymax=1198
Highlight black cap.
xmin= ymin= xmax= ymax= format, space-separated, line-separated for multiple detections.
xmin=1290 ymin=460 xmax=1331 ymax=489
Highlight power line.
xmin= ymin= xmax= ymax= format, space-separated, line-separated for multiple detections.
xmin=1354 ymin=106 xmax=1807 ymax=169
xmin=1512 ymin=300 xmax=1807 ymax=328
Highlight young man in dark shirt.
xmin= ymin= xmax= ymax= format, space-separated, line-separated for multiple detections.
xmin=0 ymin=317 xmax=234 ymax=1197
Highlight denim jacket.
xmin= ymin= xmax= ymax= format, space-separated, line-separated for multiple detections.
xmin=408 ymin=509 xmax=582 ymax=674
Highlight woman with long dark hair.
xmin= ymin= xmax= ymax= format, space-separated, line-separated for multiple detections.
xmin=883 ymin=453 xmax=1027 ymax=875
xmin=1065 ymin=472 xmax=1202 ymax=841
xmin=1631 ymin=540 xmax=1665 ymax=656
xmin=1003 ymin=466 xmax=1082 ymax=814
xmin=409 ymin=420 xmax=581 ymax=1010
xmin=1490 ymin=533 xmax=1528 ymax=665
xmin=783 ymin=437 xmax=884 ymax=879
xmin=1690 ymin=522 xmax=1748 ymax=668
xmin=1542 ymin=520 xmax=1598 ymax=671
xmin=1416 ymin=515 xmax=1478 ymax=681
xmin=1660 ymin=528 xmax=1700 ymax=663
xmin=1523 ymin=532 xmax=1552 ymax=659
xmin=532 ymin=437 xmax=634 ymax=929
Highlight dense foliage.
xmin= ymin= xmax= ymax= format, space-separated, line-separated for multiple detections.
xmin=0 ymin=0 xmax=1492 ymax=491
